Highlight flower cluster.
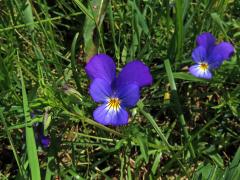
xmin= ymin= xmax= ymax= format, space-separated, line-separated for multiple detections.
xmin=189 ymin=32 xmax=234 ymax=79
xmin=85 ymin=54 xmax=152 ymax=126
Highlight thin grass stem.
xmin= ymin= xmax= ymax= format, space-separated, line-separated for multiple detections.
xmin=71 ymin=33 xmax=82 ymax=92
xmin=164 ymin=59 xmax=196 ymax=159
xmin=18 ymin=60 xmax=41 ymax=179
xmin=175 ymin=0 xmax=184 ymax=63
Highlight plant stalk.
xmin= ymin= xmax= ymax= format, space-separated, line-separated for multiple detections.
xmin=164 ymin=59 xmax=196 ymax=159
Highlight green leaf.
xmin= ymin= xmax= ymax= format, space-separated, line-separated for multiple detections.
xmin=128 ymin=1 xmax=149 ymax=34
xmin=82 ymin=0 xmax=109 ymax=61
xmin=175 ymin=0 xmax=184 ymax=62
xmin=136 ymin=135 xmax=149 ymax=163
xmin=151 ymin=152 xmax=162 ymax=175
xmin=71 ymin=33 xmax=81 ymax=92
xmin=173 ymin=72 xmax=208 ymax=82
xmin=211 ymin=13 xmax=227 ymax=38
xmin=224 ymin=147 xmax=240 ymax=180
xmin=72 ymin=0 xmax=94 ymax=20
xmin=19 ymin=65 xmax=41 ymax=180
xmin=192 ymin=163 xmax=224 ymax=180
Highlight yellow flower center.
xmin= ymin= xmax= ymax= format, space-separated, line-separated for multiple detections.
xmin=107 ymin=98 xmax=121 ymax=111
xmin=199 ymin=62 xmax=209 ymax=71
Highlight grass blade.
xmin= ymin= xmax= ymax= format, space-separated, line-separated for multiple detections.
xmin=22 ymin=0 xmax=34 ymax=31
xmin=72 ymin=0 xmax=94 ymax=20
xmin=18 ymin=59 xmax=41 ymax=180
xmin=83 ymin=0 xmax=109 ymax=61
xmin=175 ymin=0 xmax=184 ymax=62
xmin=224 ymin=146 xmax=240 ymax=180
xmin=164 ymin=59 xmax=196 ymax=159
xmin=71 ymin=33 xmax=81 ymax=92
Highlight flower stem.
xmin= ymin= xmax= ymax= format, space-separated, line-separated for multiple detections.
xmin=164 ymin=59 xmax=196 ymax=159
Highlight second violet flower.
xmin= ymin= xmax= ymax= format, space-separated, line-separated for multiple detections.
xmin=85 ymin=54 xmax=153 ymax=126
xmin=189 ymin=32 xmax=234 ymax=79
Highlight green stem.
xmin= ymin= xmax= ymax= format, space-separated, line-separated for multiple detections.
xmin=138 ymin=105 xmax=172 ymax=150
xmin=164 ymin=59 xmax=196 ymax=159
xmin=19 ymin=65 xmax=41 ymax=180
xmin=45 ymin=156 xmax=53 ymax=180
xmin=18 ymin=1 xmax=42 ymax=178
xmin=71 ymin=33 xmax=81 ymax=92
xmin=7 ymin=118 xmax=42 ymax=130
xmin=0 ymin=12 xmax=82 ymax=32
xmin=175 ymin=0 xmax=183 ymax=63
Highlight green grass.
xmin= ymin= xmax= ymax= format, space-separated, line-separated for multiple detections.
xmin=0 ymin=0 xmax=240 ymax=179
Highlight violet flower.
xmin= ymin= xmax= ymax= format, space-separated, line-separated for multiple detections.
xmin=85 ymin=54 xmax=153 ymax=126
xmin=31 ymin=113 xmax=50 ymax=148
xmin=40 ymin=135 xmax=50 ymax=148
xmin=189 ymin=32 xmax=234 ymax=79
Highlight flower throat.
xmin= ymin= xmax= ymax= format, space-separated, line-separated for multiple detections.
xmin=199 ymin=62 xmax=208 ymax=71
xmin=107 ymin=98 xmax=121 ymax=111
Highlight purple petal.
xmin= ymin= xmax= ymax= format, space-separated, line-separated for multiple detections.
xmin=209 ymin=42 xmax=234 ymax=62
xmin=85 ymin=54 xmax=116 ymax=83
xmin=189 ymin=64 xmax=212 ymax=79
xmin=116 ymin=60 xmax=153 ymax=88
xmin=196 ymin=32 xmax=216 ymax=50
xmin=41 ymin=136 xmax=50 ymax=148
xmin=208 ymin=54 xmax=224 ymax=69
xmin=89 ymin=78 xmax=112 ymax=103
xmin=93 ymin=104 xmax=128 ymax=126
xmin=192 ymin=46 xmax=207 ymax=63
xmin=117 ymin=83 xmax=140 ymax=108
